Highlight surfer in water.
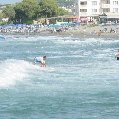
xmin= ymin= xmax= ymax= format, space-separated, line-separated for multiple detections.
xmin=34 ymin=56 xmax=46 ymax=67
xmin=115 ymin=49 xmax=119 ymax=60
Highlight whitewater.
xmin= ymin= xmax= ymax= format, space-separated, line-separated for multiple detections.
xmin=0 ymin=35 xmax=119 ymax=119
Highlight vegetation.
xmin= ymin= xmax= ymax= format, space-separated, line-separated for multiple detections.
xmin=2 ymin=0 xmax=69 ymax=24
xmin=2 ymin=5 xmax=15 ymax=22
xmin=14 ymin=0 xmax=39 ymax=24
xmin=0 ymin=21 xmax=8 ymax=25
xmin=0 ymin=12 xmax=3 ymax=18
xmin=39 ymin=0 xmax=59 ymax=18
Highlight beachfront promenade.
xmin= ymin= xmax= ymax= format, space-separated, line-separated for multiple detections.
xmin=0 ymin=23 xmax=119 ymax=38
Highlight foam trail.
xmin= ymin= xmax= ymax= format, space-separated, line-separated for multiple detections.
xmin=0 ymin=59 xmax=56 ymax=87
xmin=0 ymin=59 xmax=31 ymax=87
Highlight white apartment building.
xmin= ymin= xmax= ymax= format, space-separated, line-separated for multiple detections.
xmin=75 ymin=0 xmax=119 ymax=22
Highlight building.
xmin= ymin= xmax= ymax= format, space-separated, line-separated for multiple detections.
xmin=101 ymin=0 xmax=119 ymax=22
xmin=75 ymin=0 xmax=119 ymax=23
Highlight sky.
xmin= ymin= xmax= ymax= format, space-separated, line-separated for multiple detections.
xmin=0 ymin=0 xmax=22 ymax=4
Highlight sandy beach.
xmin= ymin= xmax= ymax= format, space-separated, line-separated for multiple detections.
xmin=1 ymin=24 xmax=119 ymax=39
xmin=55 ymin=25 xmax=119 ymax=38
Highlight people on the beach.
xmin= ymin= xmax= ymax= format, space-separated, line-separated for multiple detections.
xmin=115 ymin=49 xmax=119 ymax=60
xmin=110 ymin=28 xmax=115 ymax=33
xmin=34 ymin=56 xmax=46 ymax=67
xmin=98 ymin=30 xmax=102 ymax=36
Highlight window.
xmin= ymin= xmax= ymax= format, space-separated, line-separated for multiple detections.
xmin=103 ymin=8 xmax=110 ymax=12
xmin=80 ymin=9 xmax=87 ymax=12
xmin=92 ymin=1 xmax=97 ymax=5
xmin=92 ymin=9 xmax=97 ymax=12
xmin=113 ymin=8 xmax=118 ymax=13
xmin=113 ymin=1 xmax=118 ymax=5
xmin=102 ymin=0 xmax=110 ymax=4
xmin=80 ymin=1 xmax=87 ymax=5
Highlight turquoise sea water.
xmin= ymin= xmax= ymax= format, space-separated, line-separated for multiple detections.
xmin=0 ymin=35 xmax=119 ymax=119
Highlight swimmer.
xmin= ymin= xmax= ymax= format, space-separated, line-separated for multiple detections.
xmin=34 ymin=56 xmax=46 ymax=67
xmin=115 ymin=49 xmax=119 ymax=60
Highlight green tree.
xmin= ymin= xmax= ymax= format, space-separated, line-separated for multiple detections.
xmin=2 ymin=0 xmax=69 ymax=24
xmin=0 ymin=12 xmax=3 ymax=18
xmin=14 ymin=2 xmax=25 ymax=23
xmin=39 ymin=0 xmax=59 ymax=18
xmin=22 ymin=0 xmax=39 ymax=19
xmin=2 ymin=5 xmax=15 ymax=22
xmin=58 ymin=7 xmax=68 ymax=16
xmin=15 ymin=0 xmax=39 ymax=23
xmin=38 ymin=0 xmax=68 ymax=18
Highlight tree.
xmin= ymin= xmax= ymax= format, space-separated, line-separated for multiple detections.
xmin=14 ymin=3 xmax=25 ymax=23
xmin=58 ymin=7 xmax=68 ymax=16
xmin=39 ymin=0 xmax=59 ymax=18
xmin=15 ymin=0 xmax=39 ymax=23
xmin=2 ymin=0 xmax=69 ymax=24
xmin=2 ymin=5 xmax=15 ymax=22
xmin=0 ymin=12 xmax=3 ymax=19
xmin=22 ymin=0 xmax=39 ymax=19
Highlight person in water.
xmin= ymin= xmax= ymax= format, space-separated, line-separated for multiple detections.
xmin=115 ymin=49 xmax=119 ymax=60
xmin=34 ymin=56 xmax=46 ymax=67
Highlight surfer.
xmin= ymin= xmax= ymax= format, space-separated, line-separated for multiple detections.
xmin=115 ymin=49 xmax=119 ymax=60
xmin=34 ymin=56 xmax=46 ymax=67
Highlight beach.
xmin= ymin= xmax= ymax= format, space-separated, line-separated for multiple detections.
xmin=1 ymin=24 xmax=119 ymax=39
xmin=55 ymin=25 xmax=119 ymax=38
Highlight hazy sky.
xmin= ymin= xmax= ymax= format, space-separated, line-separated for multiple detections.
xmin=0 ymin=0 xmax=22 ymax=4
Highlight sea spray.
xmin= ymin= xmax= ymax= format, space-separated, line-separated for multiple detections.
xmin=0 ymin=59 xmax=31 ymax=87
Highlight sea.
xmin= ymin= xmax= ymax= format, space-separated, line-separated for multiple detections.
xmin=0 ymin=35 xmax=119 ymax=119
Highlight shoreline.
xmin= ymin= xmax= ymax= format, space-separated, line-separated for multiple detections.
xmin=1 ymin=25 xmax=119 ymax=39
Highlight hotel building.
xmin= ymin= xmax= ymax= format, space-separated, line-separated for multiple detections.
xmin=75 ymin=0 xmax=119 ymax=22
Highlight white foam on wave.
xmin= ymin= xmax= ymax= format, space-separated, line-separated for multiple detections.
xmin=53 ymin=37 xmax=119 ymax=45
xmin=8 ymin=35 xmax=59 ymax=42
xmin=0 ymin=59 xmax=55 ymax=87
xmin=53 ymin=37 xmax=80 ymax=44
xmin=0 ymin=59 xmax=32 ymax=87
xmin=57 ymin=36 xmax=118 ymax=44
xmin=83 ymin=37 xmax=119 ymax=45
